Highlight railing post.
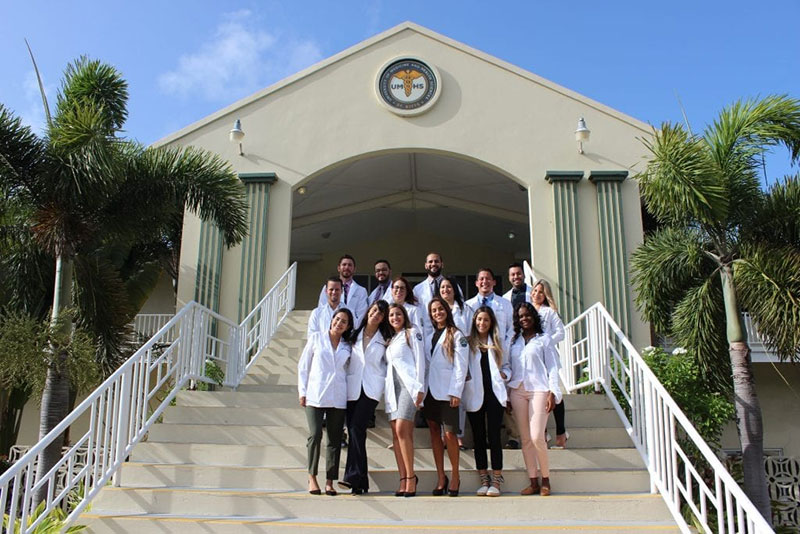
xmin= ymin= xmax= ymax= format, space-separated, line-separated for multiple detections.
xmin=289 ymin=263 xmax=297 ymax=311
xmin=643 ymin=378 xmax=657 ymax=494
xmin=112 ymin=367 xmax=133 ymax=487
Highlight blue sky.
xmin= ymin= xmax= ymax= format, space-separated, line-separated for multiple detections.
xmin=1 ymin=1 xmax=798 ymax=182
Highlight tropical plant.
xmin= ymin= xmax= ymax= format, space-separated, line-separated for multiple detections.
xmin=0 ymin=55 xmax=248 ymax=504
xmin=631 ymin=95 xmax=800 ymax=524
xmin=3 ymin=500 xmax=87 ymax=533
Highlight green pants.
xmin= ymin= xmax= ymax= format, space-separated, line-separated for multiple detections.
xmin=305 ymin=406 xmax=346 ymax=480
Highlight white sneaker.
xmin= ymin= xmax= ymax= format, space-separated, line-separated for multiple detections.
xmin=476 ymin=473 xmax=491 ymax=496
xmin=476 ymin=484 xmax=490 ymax=496
xmin=487 ymin=473 xmax=504 ymax=497
xmin=487 ymin=485 xmax=501 ymax=497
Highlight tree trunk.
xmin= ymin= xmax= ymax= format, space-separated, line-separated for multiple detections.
xmin=33 ymin=255 xmax=74 ymax=506
xmin=721 ymin=264 xmax=772 ymax=524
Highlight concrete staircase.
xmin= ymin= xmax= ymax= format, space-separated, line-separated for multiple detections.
xmin=82 ymin=310 xmax=679 ymax=533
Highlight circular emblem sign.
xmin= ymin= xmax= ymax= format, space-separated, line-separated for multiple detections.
xmin=376 ymin=57 xmax=441 ymax=116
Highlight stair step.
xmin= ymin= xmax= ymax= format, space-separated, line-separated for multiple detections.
xmin=130 ymin=443 xmax=646 ymax=470
xmin=117 ymin=463 xmax=651 ymax=493
xmin=87 ymin=488 xmax=674 ymax=522
xmin=83 ymin=515 xmax=680 ymax=534
xmin=162 ymin=405 xmax=622 ymax=428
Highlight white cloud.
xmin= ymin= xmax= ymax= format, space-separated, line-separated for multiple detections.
xmin=158 ymin=10 xmax=323 ymax=101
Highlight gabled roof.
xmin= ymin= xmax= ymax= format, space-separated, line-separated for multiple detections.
xmin=155 ymin=21 xmax=651 ymax=146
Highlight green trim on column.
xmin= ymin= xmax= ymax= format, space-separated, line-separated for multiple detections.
xmin=545 ymin=171 xmax=584 ymax=183
xmin=239 ymin=172 xmax=277 ymax=184
xmin=547 ymin=172 xmax=584 ymax=323
xmin=590 ymin=172 xmax=631 ymax=335
xmin=194 ymin=220 xmax=223 ymax=312
xmin=237 ymin=180 xmax=272 ymax=321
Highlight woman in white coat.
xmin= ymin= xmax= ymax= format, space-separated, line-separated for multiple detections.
xmin=462 ymin=306 xmax=510 ymax=496
xmin=531 ymin=279 xmax=568 ymax=448
xmin=508 ymin=302 xmax=562 ymax=496
xmin=436 ymin=276 xmax=473 ymax=450
xmin=387 ymin=276 xmax=423 ymax=332
xmin=423 ymin=297 xmax=469 ymax=496
xmin=385 ymin=303 xmax=426 ymax=497
xmin=297 ymin=308 xmax=355 ymax=495
xmin=340 ymin=300 xmax=393 ymax=494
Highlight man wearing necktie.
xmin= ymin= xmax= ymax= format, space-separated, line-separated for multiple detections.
xmin=317 ymin=254 xmax=368 ymax=327
xmin=368 ymin=259 xmax=392 ymax=305
xmin=465 ymin=268 xmax=513 ymax=344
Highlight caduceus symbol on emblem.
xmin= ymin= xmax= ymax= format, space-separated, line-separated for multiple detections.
xmin=392 ymin=70 xmax=424 ymax=97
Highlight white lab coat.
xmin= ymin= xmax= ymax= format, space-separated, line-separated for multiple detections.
xmin=502 ymin=284 xmax=532 ymax=306
xmin=461 ymin=339 xmax=511 ymax=411
xmin=384 ymin=327 xmax=425 ymax=414
xmin=297 ymin=332 xmax=352 ymax=409
xmin=537 ymin=305 xmax=565 ymax=371
xmin=465 ymin=294 xmax=514 ymax=343
xmin=507 ymin=334 xmax=562 ymax=403
xmin=318 ymin=280 xmax=368 ymax=326
xmin=346 ymin=329 xmax=387 ymax=402
xmin=367 ymin=283 xmax=390 ymax=307
xmin=307 ymin=302 xmax=351 ymax=339
xmin=450 ymin=302 xmax=474 ymax=336
xmin=425 ymin=328 xmax=469 ymax=402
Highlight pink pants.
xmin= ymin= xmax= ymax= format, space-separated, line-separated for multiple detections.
xmin=509 ymin=387 xmax=550 ymax=478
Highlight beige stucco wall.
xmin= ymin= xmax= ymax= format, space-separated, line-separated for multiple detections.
xmin=161 ymin=23 xmax=651 ymax=348
xmin=139 ymin=270 xmax=178 ymax=314
xmin=721 ymin=362 xmax=800 ymax=458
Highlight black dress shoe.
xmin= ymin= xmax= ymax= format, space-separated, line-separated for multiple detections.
xmin=432 ymin=475 xmax=449 ymax=496
xmin=338 ymin=480 xmax=352 ymax=490
xmin=309 ymin=488 xmax=321 ymax=495
xmin=404 ymin=474 xmax=419 ymax=497
xmin=325 ymin=488 xmax=338 ymax=496
xmin=352 ymin=488 xmax=368 ymax=495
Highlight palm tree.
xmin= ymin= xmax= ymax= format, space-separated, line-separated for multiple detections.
xmin=630 ymin=95 xmax=800 ymax=523
xmin=0 ymin=57 xmax=248 ymax=501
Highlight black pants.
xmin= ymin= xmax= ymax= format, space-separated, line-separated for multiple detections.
xmin=553 ymin=399 xmax=566 ymax=435
xmin=305 ymin=406 xmax=346 ymax=480
xmin=467 ymin=389 xmax=505 ymax=471
xmin=342 ymin=389 xmax=379 ymax=490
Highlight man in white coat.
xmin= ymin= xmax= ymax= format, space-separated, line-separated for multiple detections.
xmin=367 ymin=259 xmax=392 ymax=306
xmin=502 ymin=262 xmax=532 ymax=309
xmin=308 ymin=277 xmax=351 ymax=338
xmin=317 ymin=254 xmax=368 ymax=326
xmin=466 ymin=268 xmax=514 ymax=343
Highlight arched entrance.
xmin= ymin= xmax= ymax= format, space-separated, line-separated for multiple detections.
xmin=290 ymin=151 xmax=530 ymax=309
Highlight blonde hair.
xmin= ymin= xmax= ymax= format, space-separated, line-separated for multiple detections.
xmin=533 ymin=279 xmax=559 ymax=313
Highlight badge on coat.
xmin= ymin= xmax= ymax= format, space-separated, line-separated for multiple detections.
xmin=416 ymin=332 xmax=422 ymax=341
xmin=459 ymin=337 xmax=468 ymax=347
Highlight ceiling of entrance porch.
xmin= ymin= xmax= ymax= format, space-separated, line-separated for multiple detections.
xmin=290 ymin=152 xmax=530 ymax=255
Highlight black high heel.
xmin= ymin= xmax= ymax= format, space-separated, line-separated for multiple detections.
xmin=448 ymin=479 xmax=460 ymax=497
xmin=404 ymin=474 xmax=419 ymax=497
xmin=395 ymin=477 xmax=407 ymax=497
xmin=432 ymin=475 xmax=449 ymax=496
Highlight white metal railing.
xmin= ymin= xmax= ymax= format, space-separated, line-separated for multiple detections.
xmin=561 ymin=303 xmax=774 ymax=534
xmin=130 ymin=313 xmax=176 ymax=343
xmin=0 ymin=262 xmax=297 ymax=533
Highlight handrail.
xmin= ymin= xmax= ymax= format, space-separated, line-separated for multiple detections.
xmin=561 ymin=302 xmax=774 ymax=534
xmin=0 ymin=262 xmax=297 ymax=533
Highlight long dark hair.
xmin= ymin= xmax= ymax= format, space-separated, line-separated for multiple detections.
xmin=388 ymin=303 xmax=413 ymax=346
xmin=435 ymin=276 xmax=464 ymax=310
xmin=354 ymin=300 xmax=393 ymax=342
xmin=391 ymin=276 xmax=417 ymax=305
xmin=428 ymin=296 xmax=457 ymax=362
xmin=330 ymin=308 xmax=355 ymax=343
xmin=512 ymin=302 xmax=543 ymax=343
xmin=467 ymin=306 xmax=503 ymax=367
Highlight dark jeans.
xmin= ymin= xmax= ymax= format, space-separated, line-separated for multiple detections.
xmin=343 ymin=389 xmax=379 ymax=490
xmin=305 ymin=406 xmax=346 ymax=480
xmin=467 ymin=389 xmax=505 ymax=471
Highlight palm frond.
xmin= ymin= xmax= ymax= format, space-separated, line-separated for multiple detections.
xmin=671 ymin=276 xmax=730 ymax=389
xmin=0 ymin=104 xmax=44 ymax=190
xmin=637 ymin=123 xmax=728 ymax=227
xmin=55 ymin=57 xmax=128 ymax=134
xmin=745 ymin=174 xmax=800 ymax=249
xmin=630 ymin=226 xmax=716 ymax=333
xmin=735 ymin=244 xmax=800 ymax=361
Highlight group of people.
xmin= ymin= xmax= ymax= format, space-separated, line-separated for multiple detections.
xmin=297 ymin=253 xmax=566 ymax=498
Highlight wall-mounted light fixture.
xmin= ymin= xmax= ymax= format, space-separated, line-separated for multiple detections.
xmin=229 ymin=119 xmax=245 ymax=156
xmin=575 ymin=117 xmax=590 ymax=154
xmin=297 ymin=186 xmax=307 ymax=195
xmin=507 ymin=231 xmax=516 ymax=240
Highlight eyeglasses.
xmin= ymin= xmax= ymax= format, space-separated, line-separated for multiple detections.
xmin=392 ymin=286 xmax=407 ymax=291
